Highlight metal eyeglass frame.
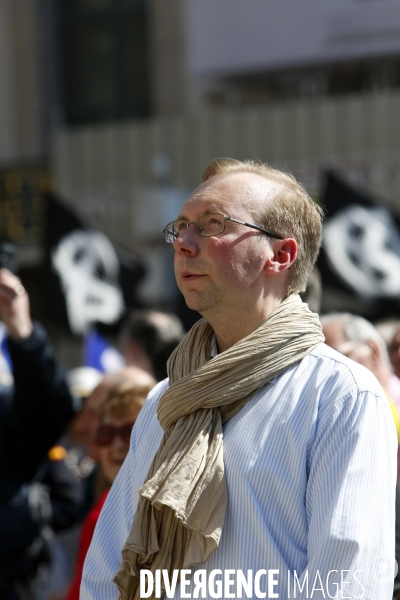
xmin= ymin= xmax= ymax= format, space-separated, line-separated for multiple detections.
xmin=163 ymin=213 xmax=283 ymax=242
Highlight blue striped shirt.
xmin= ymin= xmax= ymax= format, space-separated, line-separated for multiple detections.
xmin=81 ymin=343 xmax=397 ymax=599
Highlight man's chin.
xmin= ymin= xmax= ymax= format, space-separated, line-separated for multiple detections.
xmin=184 ymin=297 xmax=215 ymax=319
xmin=184 ymin=299 xmax=203 ymax=313
xmin=180 ymin=285 xmax=219 ymax=315
xmin=183 ymin=292 xmax=207 ymax=314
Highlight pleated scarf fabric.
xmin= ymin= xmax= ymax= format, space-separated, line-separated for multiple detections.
xmin=114 ymin=294 xmax=324 ymax=599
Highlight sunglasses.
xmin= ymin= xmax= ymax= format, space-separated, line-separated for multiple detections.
xmin=95 ymin=423 xmax=135 ymax=447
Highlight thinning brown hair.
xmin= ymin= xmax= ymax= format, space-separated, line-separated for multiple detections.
xmin=202 ymin=158 xmax=324 ymax=295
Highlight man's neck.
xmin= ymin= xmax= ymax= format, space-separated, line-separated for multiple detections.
xmin=205 ymin=295 xmax=285 ymax=353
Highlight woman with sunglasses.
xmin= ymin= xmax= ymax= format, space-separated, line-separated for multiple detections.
xmin=66 ymin=379 xmax=154 ymax=600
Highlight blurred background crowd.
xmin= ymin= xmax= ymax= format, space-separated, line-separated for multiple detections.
xmin=1 ymin=0 xmax=400 ymax=598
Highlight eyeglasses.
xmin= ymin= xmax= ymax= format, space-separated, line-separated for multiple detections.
xmin=95 ymin=423 xmax=135 ymax=447
xmin=163 ymin=213 xmax=283 ymax=243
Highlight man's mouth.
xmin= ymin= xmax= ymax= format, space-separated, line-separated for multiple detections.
xmin=181 ymin=271 xmax=206 ymax=281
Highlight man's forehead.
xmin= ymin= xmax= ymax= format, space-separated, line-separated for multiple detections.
xmin=181 ymin=172 xmax=278 ymax=215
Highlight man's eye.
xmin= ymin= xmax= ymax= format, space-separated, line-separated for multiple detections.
xmin=176 ymin=221 xmax=188 ymax=231
xmin=206 ymin=216 xmax=224 ymax=227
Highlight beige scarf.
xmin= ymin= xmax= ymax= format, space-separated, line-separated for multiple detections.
xmin=114 ymin=294 xmax=324 ymax=600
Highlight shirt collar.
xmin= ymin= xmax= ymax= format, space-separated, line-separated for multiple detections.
xmin=210 ymin=335 xmax=218 ymax=358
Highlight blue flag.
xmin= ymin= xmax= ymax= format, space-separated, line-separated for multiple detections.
xmin=0 ymin=324 xmax=12 ymax=375
xmin=83 ymin=328 xmax=125 ymax=373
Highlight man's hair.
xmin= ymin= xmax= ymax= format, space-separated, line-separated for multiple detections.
xmin=202 ymin=158 xmax=324 ymax=294
xmin=101 ymin=380 xmax=153 ymax=420
xmin=120 ymin=310 xmax=185 ymax=381
xmin=320 ymin=312 xmax=390 ymax=365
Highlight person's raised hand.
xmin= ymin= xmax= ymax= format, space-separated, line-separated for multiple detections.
xmin=0 ymin=269 xmax=33 ymax=339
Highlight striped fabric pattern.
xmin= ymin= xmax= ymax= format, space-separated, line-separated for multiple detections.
xmin=81 ymin=343 xmax=397 ymax=600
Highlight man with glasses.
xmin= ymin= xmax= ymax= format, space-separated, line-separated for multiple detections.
xmin=82 ymin=158 xmax=396 ymax=600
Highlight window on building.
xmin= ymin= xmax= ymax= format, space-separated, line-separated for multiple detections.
xmin=58 ymin=0 xmax=150 ymax=125
xmin=206 ymin=56 xmax=400 ymax=110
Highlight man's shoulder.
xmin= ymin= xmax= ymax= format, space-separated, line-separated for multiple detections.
xmin=306 ymin=342 xmax=383 ymax=397
xmin=134 ymin=378 xmax=169 ymax=433
xmin=145 ymin=378 xmax=170 ymax=407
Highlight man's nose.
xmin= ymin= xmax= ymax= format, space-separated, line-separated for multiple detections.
xmin=173 ymin=223 xmax=199 ymax=253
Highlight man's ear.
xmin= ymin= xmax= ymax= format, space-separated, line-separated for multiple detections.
xmin=264 ymin=238 xmax=297 ymax=274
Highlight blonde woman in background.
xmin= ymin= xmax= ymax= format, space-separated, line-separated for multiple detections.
xmin=66 ymin=380 xmax=154 ymax=600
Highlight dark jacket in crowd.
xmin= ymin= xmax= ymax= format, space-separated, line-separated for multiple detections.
xmin=0 ymin=323 xmax=79 ymax=594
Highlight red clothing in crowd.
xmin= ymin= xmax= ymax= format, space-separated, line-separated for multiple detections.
xmin=67 ymin=490 xmax=109 ymax=600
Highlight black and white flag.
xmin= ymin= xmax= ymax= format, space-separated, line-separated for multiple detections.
xmin=44 ymin=194 xmax=145 ymax=336
xmin=318 ymin=171 xmax=400 ymax=318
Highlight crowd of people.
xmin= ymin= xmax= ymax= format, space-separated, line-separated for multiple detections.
xmin=0 ymin=157 xmax=399 ymax=599
xmin=0 ymin=270 xmax=183 ymax=599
